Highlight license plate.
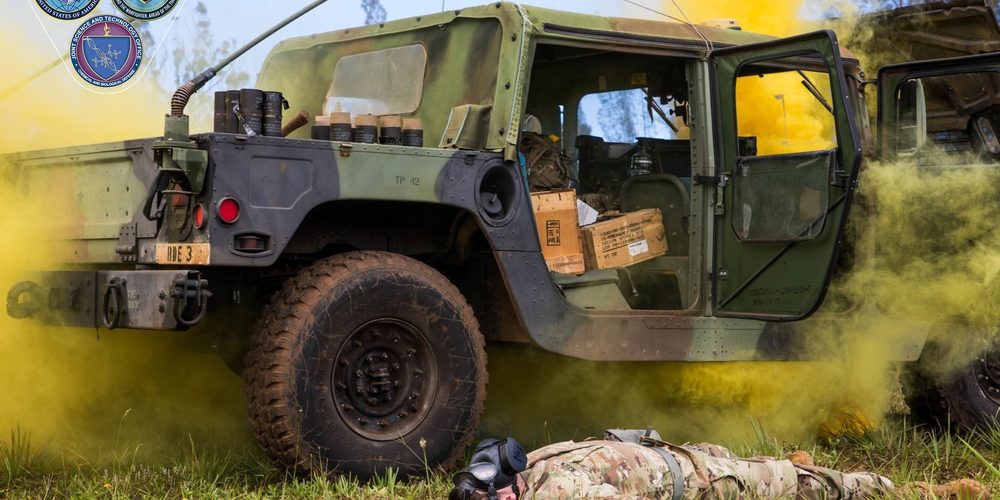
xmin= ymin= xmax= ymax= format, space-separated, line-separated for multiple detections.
xmin=155 ymin=243 xmax=211 ymax=265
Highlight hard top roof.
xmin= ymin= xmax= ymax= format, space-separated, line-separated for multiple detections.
xmin=270 ymin=2 xmax=778 ymax=57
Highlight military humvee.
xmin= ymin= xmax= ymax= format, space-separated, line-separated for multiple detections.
xmin=4 ymin=1 xmax=996 ymax=480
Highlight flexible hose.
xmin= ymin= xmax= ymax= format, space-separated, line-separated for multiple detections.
xmin=170 ymin=69 xmax=215 ymax=117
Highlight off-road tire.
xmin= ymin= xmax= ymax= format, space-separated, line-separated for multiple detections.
xmin=905 ymin=347 xmax=1000 ymax=429
xmin=244 ymin=251 xmax=487 ymax=480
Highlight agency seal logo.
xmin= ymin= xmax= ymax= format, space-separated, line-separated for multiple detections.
xmin=113 ymin=0 xmax=178 ymax=20
xmin=70 ymin=16 xmax=143 ymax=88
xmin=35 ymin=0 xmax=100 ymax=20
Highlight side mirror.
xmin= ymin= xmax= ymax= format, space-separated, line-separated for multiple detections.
xmin=895 ymin=79 xmax=927 ymax=154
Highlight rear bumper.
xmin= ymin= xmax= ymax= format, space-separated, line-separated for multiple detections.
xmin=6 ymin=270 xmax=210 ymax=331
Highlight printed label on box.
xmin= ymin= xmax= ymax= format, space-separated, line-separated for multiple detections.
xmin=628 ymin=239 xmax=649 ymax=257
xmin=545 ymin=220 xmax=561 ymax=246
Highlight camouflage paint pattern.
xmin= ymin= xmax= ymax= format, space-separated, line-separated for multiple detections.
xmin=521 ymin=440 xmax=893 ymax=498
xmin=0 ymin=3 xmax=930 ymax=360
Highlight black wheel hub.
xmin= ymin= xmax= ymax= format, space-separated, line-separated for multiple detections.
xmin=332 ymin=318 xmax=437 ymax=440
xmin=975 ymin=349 xmax=1000 ymax=405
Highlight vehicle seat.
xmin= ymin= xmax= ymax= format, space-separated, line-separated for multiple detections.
xmin=552 ymin=269 xmax=632 ymax=310
xmin=619 ymin=174 xmax=690 ymax=256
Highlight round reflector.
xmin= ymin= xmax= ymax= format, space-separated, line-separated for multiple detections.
xmin=217 ymin=198 xmax=240 ymax=224
xmin=193 ymin=204 xmax=206 ymax=229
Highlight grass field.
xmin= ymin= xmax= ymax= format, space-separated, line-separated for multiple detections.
xmin=3 ymin=418 xmax=999 ymax=499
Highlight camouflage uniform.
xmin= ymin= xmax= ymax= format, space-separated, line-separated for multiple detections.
xmin=521 ymin=439 xmax=893 ymax=499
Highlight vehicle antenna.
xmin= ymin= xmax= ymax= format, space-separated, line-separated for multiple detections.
xmin=170 ymin=0 xmax=329 ymax=117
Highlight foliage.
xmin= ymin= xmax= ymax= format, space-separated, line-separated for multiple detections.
xmin=362 ymin=0 xmax=388 ymax=25
xmin=3 ymin=418 xmax=1000 ymax=498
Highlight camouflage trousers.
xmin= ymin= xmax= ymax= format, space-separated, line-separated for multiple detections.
xmin=521 ymin=440 xmax=893 ymax=499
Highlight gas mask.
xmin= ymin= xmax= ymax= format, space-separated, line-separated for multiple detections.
xmin=450 ymin=437 xmax=528 ymax=500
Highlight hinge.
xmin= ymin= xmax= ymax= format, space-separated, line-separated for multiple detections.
xmin=693 ymin=174 xmax=723 ymax=186
xmin=115 ymin=223 xmax=138 ymax=263
xmin=700 ymin=173 xmax=729 ymax=216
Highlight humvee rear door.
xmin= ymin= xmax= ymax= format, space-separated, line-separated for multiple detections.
xmin=710 ymin=31 xmax=862 ymax=320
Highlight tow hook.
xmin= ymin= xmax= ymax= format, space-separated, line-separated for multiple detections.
xmin=170 ymin=272 xmax=211 ymax=328
xmin=6 ymin=281 xmax=44 ymax=319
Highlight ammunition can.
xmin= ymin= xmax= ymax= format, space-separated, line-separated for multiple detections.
xmin=402 ymin=118 xmax=424 ymax=147
xmin=225 ymin=90 xmax=241 ymax=133
xmin=262 ymin=91 xmax=287 ymax=137
xmin=378 ymin=115 xmax=402 ymax=145
xmin=312 ymin=116 xmax=331 ymax=140
xmin=330 ymin=112 xmax=353 ymax=142
xmin=355 ymin=114 xmax=377 ymax=144
xmin=238 ymin=88 xmax=265 ymax=135
xmin=214 ymin=92 xmax=227 ymax=133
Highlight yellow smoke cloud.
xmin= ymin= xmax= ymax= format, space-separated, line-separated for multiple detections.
xmin=0 ymin=18 xmax=250 ymax=466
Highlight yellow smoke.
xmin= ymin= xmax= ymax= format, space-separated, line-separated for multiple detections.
xmin=0 ymin=20 xmax=249 ymax=465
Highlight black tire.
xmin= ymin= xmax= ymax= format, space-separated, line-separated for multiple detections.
xmin=905 ymin=347 xmax=1000 ymax=429
xmin=244 ymin=251 xmax=487 ymax=480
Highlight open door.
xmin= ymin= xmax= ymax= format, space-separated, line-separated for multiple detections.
xmin=711 ymin=31 xmax=862 ymax=320
xmin=878 ymin=52 xmax=1000 ymax=162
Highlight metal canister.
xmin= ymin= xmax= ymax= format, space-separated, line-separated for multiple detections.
xmin=262 ymin=91 xmax=288 ymax=137
xmin=330 ymin=112 xmax=353 ymax=142
xmin=213 ymin=92 xmax=227 ymax=133
xmin=355 ymin=114 xmax=377 ymax=144
xmin=238 ymin=88 xmax=265 ymax=136
xmin=378 ymin=115 xmax=402 ymax=145
xmin=224 ymin=90 xmax=241 ymax=133
xmin=402 ymin=118 xmax=424 ymax=147
xmin=312 ymin=116 xmax=331 ymax=140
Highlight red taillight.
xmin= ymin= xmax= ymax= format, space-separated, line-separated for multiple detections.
xmin=193 ymin=204 xmax=206 ymax=229
xmin=217 ymin=198 xmax=240 ymax=224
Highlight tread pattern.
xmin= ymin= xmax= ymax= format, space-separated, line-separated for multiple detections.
xmin=243 ymin=251 xmax=488 ymax=477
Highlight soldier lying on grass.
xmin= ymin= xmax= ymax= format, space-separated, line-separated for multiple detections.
xmin=450 ymin=429 xmax=987 ymax=499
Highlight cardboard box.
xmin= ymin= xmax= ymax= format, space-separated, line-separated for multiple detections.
xmin=580 ymin=209 xmax=668 ymax=270
xmin=546 ymin=253 xmax=585 ymax=274
xmin=531 ymin=189 xmax=585 ymax=274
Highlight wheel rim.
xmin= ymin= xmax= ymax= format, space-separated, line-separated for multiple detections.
xmin=332 ymin=318 xmax=438 ymax=441
xmin=975 ymin=350 xmax=1000 ymax=405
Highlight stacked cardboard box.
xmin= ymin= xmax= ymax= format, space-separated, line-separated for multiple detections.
xmin=531 ymin=189 xmax=585 ymax=274
xmin=579 ymin=208 xmax=668 ymax=270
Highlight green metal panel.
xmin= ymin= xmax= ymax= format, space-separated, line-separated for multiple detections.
xmin=6 ymin=141 xmax=149 ymax=264
xmin=711 ymin=31 xmax=862 ymax=320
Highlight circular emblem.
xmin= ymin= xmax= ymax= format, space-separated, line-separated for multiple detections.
xmin=113 ymin=0 xmax=178 ymax=20
xmin=70 ymin=16 xmax=143 ymax=88
xmin=34 ymin=0 xmax=100 ymax=20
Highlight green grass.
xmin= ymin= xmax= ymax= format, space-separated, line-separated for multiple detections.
xmin=2 ymin=418 xmax=999 ymax=499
